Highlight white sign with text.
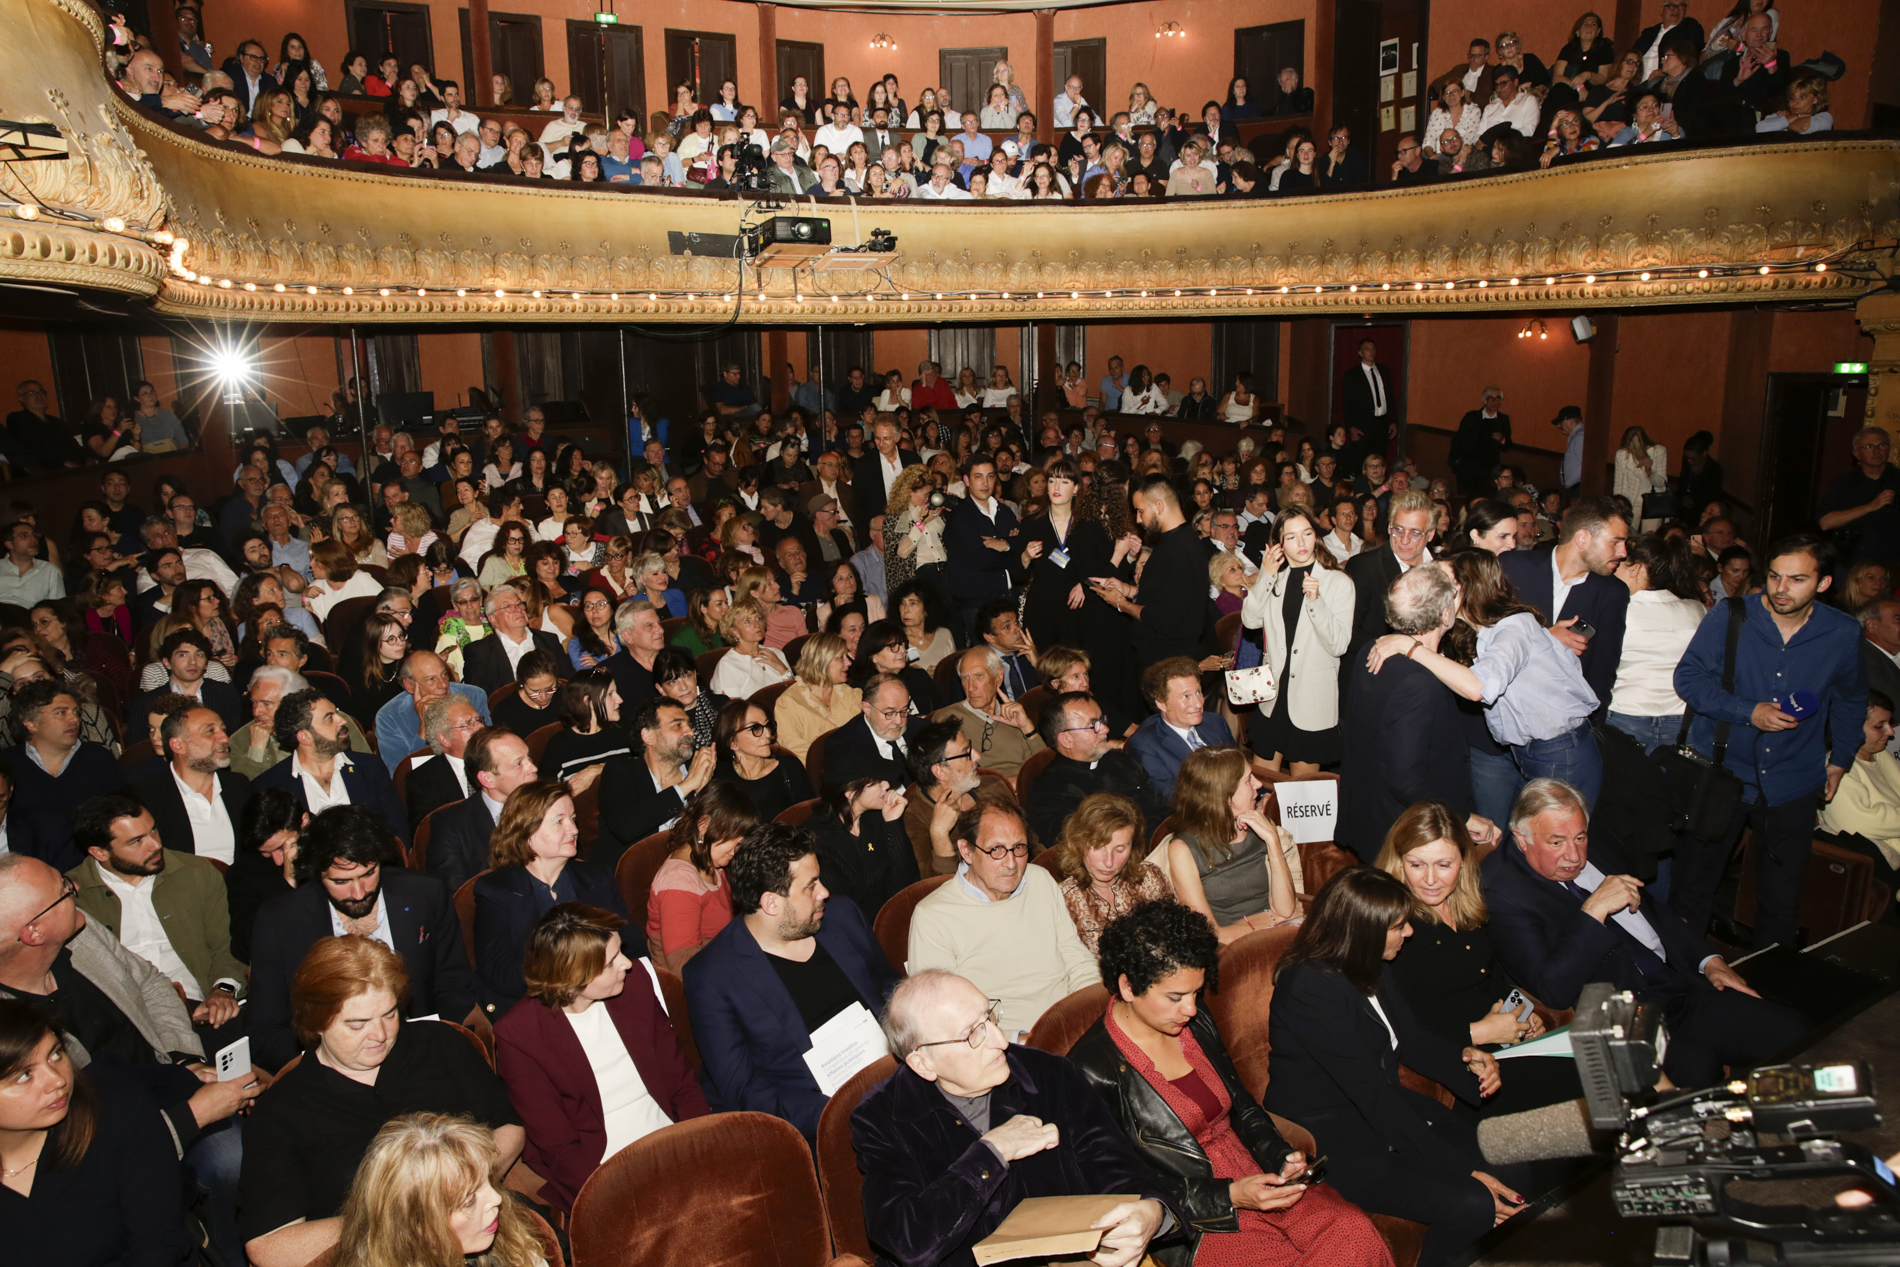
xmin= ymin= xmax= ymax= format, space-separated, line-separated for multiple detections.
xmin=1275 ymin=780 xmax=1339 ymax=844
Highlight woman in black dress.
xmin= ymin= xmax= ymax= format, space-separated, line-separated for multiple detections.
xmin=1239 ymin=510 xmax=1354 ymax=775
xmin=1374 ymin=801 xmax=1586 ymax=1125
xmin=1018 ymin=461 xmax=1138 ymax=712
xmin=709 ymin=698 xmax=813 ymax=823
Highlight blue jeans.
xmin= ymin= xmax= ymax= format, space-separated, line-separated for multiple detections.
xmin=1469 ymin=746 xmax=1521 ymax=829
xmin=1505 ymin=724 xmax=1603 ymax=815
xmin=1606 ymin=711 xmax=1684 ymax=756
xmin=186 ymin=1116 xmax=244 ymax=1267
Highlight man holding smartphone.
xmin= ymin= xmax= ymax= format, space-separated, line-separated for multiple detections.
xmin=1501 ymin=497 xmax=1631 ymax=722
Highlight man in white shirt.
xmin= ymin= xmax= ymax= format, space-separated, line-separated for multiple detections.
xmin=69 ymin=793 xmax=245 ymax=1028
xmin=135 ymin=705 xmax=246 ymax=865
xmin=813 ymin=101 xmax=864 ymax=157
xmin=0 ymin=520 xmax=62 ymax=606
xmin=916 ymin=162 xmax=972 ymax=200
xmin=475 ymin=116 xmax=507 ymax=166
xmin=136 ymin=516 xmax=240 ymax=598
xmin=1478 ymin=66 xmax=1540 ymax=137
xmin=955 ymin=112 xmax=992 ymax=164
xmin=1052 ymin=76 xmax=1088 ymax=130
xmin=427 ymin=79 xmax=482 ymax=135
xmin=426 ymin=726 xmax=542 ymax=895
xmin=539 ymin=95 xmax=587 ymax=150
xmin=460 ymin=585 xmax=562 ymax=695
xmin=405 ymin=694 xmax=481 ymax=830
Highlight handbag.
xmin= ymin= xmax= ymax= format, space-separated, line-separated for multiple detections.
xmin=1640 ymin=491 xmax=1675 ymax=521
xmin=1224 ymin=603 xmax=1278 ymax=706
xmin=1649 ymin=596 xmax=1748 ymax=840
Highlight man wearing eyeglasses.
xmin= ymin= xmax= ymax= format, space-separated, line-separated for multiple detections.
xmin=1345 ymin=488 xmax=1438 ymax=691
xmin=1634 ymin=1 xmax=1705 ymax=81
xmin=1024 ymin=692 xmax=1170 ymax=864
xmin=461 ymin=586 xmax=566 ymax=697
xmin=683 ymin=823 xmax=899 ymax=1138
xmin=908 ymin=799 xmax=1098 ymax=1043
xmin=222 ymin=39 xmax=279 ymax=115
xmin=1820 ymin=426 xmax=1900 ymax=580
xmin=854 ymin=969 xmax=1175 ymax=1267
xmin=824 ymin=673 xmax=926 ymax=790
xmin=933 ymin=647 xmax=1045 ymax=782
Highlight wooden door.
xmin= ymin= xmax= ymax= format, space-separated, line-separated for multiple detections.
xmin=938 ymin=46 xmax=1007 ymax=123
xmin=1328 ymin=321 xmax=1406 ymax=459
xmin=1331 ymin=0 xmax=1380 ymax=161
xmin=777 ymin=40 xmax=824 ymax=116
xmin=347 ymin=0 xmax=434 ymax=73
xmin=1235 ymin=21 xmax=1306 ymax=113
xmin=1053 ymin=39 xmax=1106 ymax=120
xmin=568 ymin=21 xmax=645 ymax=121
xmin=459 ymin=10 xmax=543 ymax=99
xmin=665 ymin=29 xmax=737 ymax=106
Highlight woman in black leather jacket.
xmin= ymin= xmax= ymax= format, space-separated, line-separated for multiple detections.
xmin=1068 ymin=901 xmax=1393 ymax=1267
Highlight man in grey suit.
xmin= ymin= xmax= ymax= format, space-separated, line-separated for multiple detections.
xmin=1858 ymin=600 xmax=1900 ymax=741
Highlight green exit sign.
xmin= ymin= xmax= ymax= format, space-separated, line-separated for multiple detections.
xmin=593 ymin=11 xmax=618 ymax=23
xmin=1836 ymin=361 xmax=1869 ymax=374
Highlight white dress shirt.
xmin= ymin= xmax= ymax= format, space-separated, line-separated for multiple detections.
xmin=1572 ymin=862 xmax=1715 ymax=973
xmin=1360 ymin=363 xmax=1388 ymax=416
xmin=428 ymin=107 xmax=482 ymax=136
xmin=1479 ymin=93 xmax=1541 ymax=137
xmin=171 ymin=769 xmax=236 ymax=864
xmin=329 ymin=890 xmax=396 ymax=954
xmin=1550 ymin=551 xmax=1586 ymax=632
xmin=294 ymin=751 xmax=354 ymax=814
xmin=98 ymin=867 xmax=213 ymax=1000
xmin=493 ymin=627 xmax=537 ymax=676
xmin=872 ymin=731 xmax=909 ymax=762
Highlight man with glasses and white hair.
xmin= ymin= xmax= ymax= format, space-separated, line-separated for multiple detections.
xmin=853 ymin=967 xmax=1174 ymax=1267
xmin=823 ymin=672 xmax=926 ymax=790
xmin=1482 ymin=777 xmax=1805 ymax=1089
xmin=461 ymin=585 xmax=565 ymax=696
xmin=1820 ymin=425 xmax=1900 ymax=579
xmin=907 ymin=798 xmax=1098 ymax=1042
xmin=1025 ymin=692 xmax=1170 ymax=857
xmin=933 ymin=647 xmax=1044 ymax=780
xmin=1345 ymin=488 xmax=1437 ymax=686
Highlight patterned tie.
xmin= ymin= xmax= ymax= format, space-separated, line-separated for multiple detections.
xmin=1185 ymin=729 xmax=1205 ymax=752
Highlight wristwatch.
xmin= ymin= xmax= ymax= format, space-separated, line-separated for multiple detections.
xmin=213 ymin=982 xmax=238 ymax=996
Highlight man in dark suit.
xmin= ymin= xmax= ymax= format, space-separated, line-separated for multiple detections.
xmin=1088 ymin=475 xmax=1208 ymax=677
xmin=1858 ymin=599 xmax=1900 ymax=707
xmin=943 ymin=455 xmax=1023 ymax=637
xmin=1027 ymin=693 xmax=1170 ymax=851
xmin=1126 ymin=656 xmax=1233 ymax=802
xmin=1499 ymin=497 xmax=1631 ymax=721
xmin=821 ymin=674 xmax=927 ymax=790
xmin=253 ymin=689 xmax=410 ymax=848
xmin=1631 ymin=2 xmax=1705 ymax=80
xmin=459 ymin=586 xmax=567 ymax=697
xmin=246 ymin=803 xmax=476 ymax=1070
xmin=1341 ymin=338 xmax=1396 ymax=460
xmin=223 ymin=40 xmax=279 ymax=115
xmin=130 ymin=628 xmax=247 ymax=734
xmin=1338 ymin=568 xmax=1498 ymax=861
xmin=851 ymin=420 xmax=921 ymax=531
xmin=1448 ymin=387 xmax=1512 ymax=500
xmin=1482 ymin=778 xmax=1806 ymax=1088
xmin=597 ymin=698 xmax=717 ymax=873
xmin=682 ymin=822 xmax=900 ymax=1138
xmin=687 ymin=445 xmax=739 ymax=509
xmin=133 ymin=705 xmax=253 ymax=862
xmin=404 ymin=695 xmax=482 ymax=833
xmin=424 ymin=727 xmax=542 ymax=897
xmin=602 ymin=599 xmax=668 ymax=712
xmin=1345 ymin=489 xmax=1439 ymax=688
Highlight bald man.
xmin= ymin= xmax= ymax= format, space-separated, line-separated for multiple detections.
xmin=373 ymin=650 xmax=491 ymax=771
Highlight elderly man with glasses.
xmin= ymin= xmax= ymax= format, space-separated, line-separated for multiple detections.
xmin=906 ymin=798 xmax=1100 ymax=1043
xmin=1820 ymin=426 xmax=1900 ymax=579
xmin=1023 ymin=692 xmax=1171 ymax=872
xmin=852 ymin=968 xmax=1175 ymax=1267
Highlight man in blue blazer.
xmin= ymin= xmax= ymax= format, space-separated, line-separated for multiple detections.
xmin=254 ymin=689 xmax=410 ymax=848
xmin=1498 ymin=497 xmax=1630 ymax=720
xmin=1482 ymin=778 xmax=1805 ymax=1089
xmin=1126 ymin=656 xmax=1233 ymax=801
xmin=246 ymin=804 xmax=476 ymax=1070
xmin=682 ymin=822 xmax=900 ymax=1138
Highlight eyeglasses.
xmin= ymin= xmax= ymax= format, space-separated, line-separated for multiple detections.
xmin=737 ymin=721 xmax=772 ymax=738
xmin=1389 ymin=526 xmax=1428 ymax=541
xmin=913 ymin=1000 xmax=1003 ymax=1052
xmin=1059 ymin=716 xmax=1108 ymax=735
xmin=19 ymin=877 xmax=76 ymax=939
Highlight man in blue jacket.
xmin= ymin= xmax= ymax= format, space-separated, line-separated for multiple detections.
xmin=943 ymin=455 xmax=1023 ymax=640
xmin=1127 ymin=656 xmax=1233 ymax=802
xmin=1499 ymin=496 xmax=1630 ymax=722
xmin=1672 ymin=533 xmax=1866 ymax=949
xmin=682 ymin=822 xmax=899 ymax=1138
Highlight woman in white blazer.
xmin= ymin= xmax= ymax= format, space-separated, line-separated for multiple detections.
xmin=1613 ymin=426 xmax=1669 ymax=530
xmin=1240 ymin=508 xmax=1356 ymax=777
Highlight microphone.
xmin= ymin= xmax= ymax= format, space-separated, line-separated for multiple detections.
xmin=1476 ymin=1099 xmax=1608 ymax=1167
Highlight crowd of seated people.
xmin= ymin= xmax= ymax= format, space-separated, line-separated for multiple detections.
xmin=104 ymin=1 xmax=1850 ymax=209
xmin=5 ymin=312 xmax=1896 ymax=1265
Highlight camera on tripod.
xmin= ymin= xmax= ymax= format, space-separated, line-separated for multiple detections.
xmin=1573 ymin=983 xmax=1898 ymax=1263
xmin=732 ymin=142 xmax=770 ymax=192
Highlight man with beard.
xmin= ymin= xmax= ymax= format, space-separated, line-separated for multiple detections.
xmin=682 ymin=822 xmax=900 ymax=1137
xmin=1087 ymin=474 xmax=1207 ymax=675
xmin=134 ymin=706 xmax=254 ymax=866
xmin=246 ymin=802 xmax=474 ymax=1069
xmin=1501 ymin=496 xmax=1631 ymax=721
xmin=903 ymin=720 xmax=983 ymax=876
xmin=255 ymin=690 xmax=409 ymax=848
xmin=596 ymin=698 xmax=717 ymax=871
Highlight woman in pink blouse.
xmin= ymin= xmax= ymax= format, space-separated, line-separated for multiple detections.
xmin=1055 ymin=792 xmax=1174 ymax=955
xmin=645 ymin=783 xmax=758 ymax=971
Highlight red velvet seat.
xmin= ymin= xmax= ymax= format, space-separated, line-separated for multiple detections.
xmin=613 ymin=830 xmax=675 ymax=944
xmin=1024 ymin=983 xmax=1111 ymax=1055
xmin=814 ymin=1055 xmax=901 ymax=1262
xmin=452 ymin=871 xmax=488 ymax=970
xmin=775 ymin=797 xmax=819 ymax=827
xmin=870 ymin=874 xmax=951 ymax=972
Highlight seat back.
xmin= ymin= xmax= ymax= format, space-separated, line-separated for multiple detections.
xmin=1030 ymin=848 xmax=1064 ymax=879
xmin=871 ymin=874 xmax=952 ymax=972
xmin=1016 ymin=685 xmax=1051 ymax=725
xmin=814 ymin=1054 xmax=900 ymax=1263
xmin=304 ymin=670 xmax=354 ymax=709
xmin=1024 ymin=984 xmax=1111 ymax=1056
xmin=932 ymin=654 xmax=962 ymax=705
xmin=804 ymin=726 xmax=838 ymax=791
xmin=613 ymin=831 xmax=676 ymax=932
xmin=1736 ymin=831 xmax=1894 ymax=940
xmin=1252 ymin=766 xmax=1354 ymax=894
xmin=453 ymin=872 xmax=489 ymax=970
xmin=660 ymin=616 xmax=691 ymax=641
xmin=1214 ymin=611 xmax=1243 ymax=655
xmin=653 ymin=965 xmax=698 ymax=1072
xmin=782 ymin=634 xmax=812 ymax=668
xmin=525 ymin=722 xmax=561 ymax=765
xmin=489 ymin=682 xmax=520 ymax=712
xmin=752 ymin=680 xmax=793 ymax=713
xmin=572 ymin=782 xmax=601 ymax=856
xmin=975 ymin=767 xmax=1017 ymax=799
xmin=694 ymin=648 xmax=731 ymax=683
xmin=1203 ymin=922 xmax=1302 ymax=1102
xmin=774 ymin=798 xmax=819 ymax=827
xmin=410 ymin=807 xmax=441 ymax=873
xmin=322 ymin=594 xmax=377 ymax=650
xmin=391 ymin=746 xmax=433 ymax=806
xmin=1013 ymin=748 xmax=1058 ymax=820
xmin=569 ymin=1112 xmax=836 ymax=1267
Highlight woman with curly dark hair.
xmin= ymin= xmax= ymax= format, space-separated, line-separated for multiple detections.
xmin=27 ymin=598 xmax=130 ymax=702
xmin=1069 ymin=900 xmax=1393 ymax=1267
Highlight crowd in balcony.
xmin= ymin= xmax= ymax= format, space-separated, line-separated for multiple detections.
xmin=107 ymin=0 xmax=1848 ymax=208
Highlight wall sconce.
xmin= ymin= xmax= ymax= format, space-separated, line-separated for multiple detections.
xmin=1154 ymin=22 xmax=1185 ymax=39
xmin=869 ymin=34 xmax=896 ymax=50
xmin=1516 ymin=319 xmax=1548 ymax=340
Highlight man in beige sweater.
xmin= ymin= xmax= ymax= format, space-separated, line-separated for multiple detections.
xmin=932 ymin=647 xmax=1046 ymax=781
xmin=907 ymin=797 xmax=1097 ymax=1041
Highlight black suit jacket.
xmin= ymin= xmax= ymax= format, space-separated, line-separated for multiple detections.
xmin=461 ymin=629 xmax=567 ymax=696
xmin=247 ymin=870 xmax=476 ymax=1069
xmin=819 ymin=713 xmax=926 ymax=791
xmin=1499 ymin=543 xmax=1629 ymax=719
xmin=1480 ymin=829 xmax=1707 ymax=1010
xmin=132 ymin=768 xmax=253 ymax=860
xmin=1448 ymin=409 xmax=1512 ymax=490
xmin=131 ymin=680 xmax=246 ymax=735
xmin=1344 ymin=545 xmax=1407 ymax=685
xmin=1863 ymin=639 xmax=1900 ymax=709
xmin=1025 ymin=751 xmax=1169 ymax=853
xmin=404 ymin=753 xmax=468 ymax=833
xmin=1633 ymin=18 xmax=1705 ymax=63
xmin=595 ymin=755 xmax=704 ymax=873
xmin=1341 ymin=361 xmax=1395 ymax=450
xmin=1337 ymin=656 xmax=1471 ymax=861
xmin=850 ymin=449 xmax=921 ymax=530
xmin=472 ymin=861 xmax=629 ymax=1016
xmin=254 ymin=752 xmax=410 ymax=847
xmin=424 ymin=790 xmax=497 ymax=897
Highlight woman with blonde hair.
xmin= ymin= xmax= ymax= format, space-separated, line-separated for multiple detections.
xmin=1210 ymin=551 xmax=1250 ymax=616
xmin=733 ymin=564 xmax=803 ymax=649
xmin=528 ymin=77 xmax=558 ymax=110
xmin=588 ymin=534 xmax=637 ymax=600
xmin=1613 ymin=425 xmax=1669 ymax=530
xmin=1127 ymin=82 xmax=1159 ymax=125
xmin=707 ymin=598 xmax=792 ymax=699
xmin=716 ymin=511 xmax=766 ymax=567
xmin=774 ymin=632 xmax=860 ymax=762
xmin=1164 ymin=746 xmax=1300 ymax=943
xmin=330 ymin=1113 xmax=547 ymax=1267
xmin=1055 ymin=792 xmax=1174 ymax=954
xmin=250 ymin=89 xmax=296 ymax=151
xmin=884 ymin=465 xmax=946 ymax=591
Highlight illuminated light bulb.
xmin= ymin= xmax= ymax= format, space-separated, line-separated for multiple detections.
xmin=573 ymin=292 xmax=582 ymax=300
xmin=496 ymin=289 xmax=506 ymax=298
xmin=648 ymin=294 xmax=657 ymax=301
xmin=832 ymin=295 xmax=840 ymax=303
xmin=457 ymin=288 xmax=467 ymax=297
xmin=1139 ymin=290 xmax=1148 ymax=297
xmin=153 ymin=230 xmax=172 ymax=244
xmin=103 ymin=217 xmax=125 ymax=233
xmin=218 ymin=278 xmax=232 ymax=288
xmin=417 ymin=288 xmax=427 ymax=296
xmin=1174 ymin=289 xmax=1183 ymax=296
xmin=12 ymin=205 xmax=37 ymax=220
xmin=1444 ymin=282 xmax=1454 ymax=289
xmin=1545 ymin=277 xmax=1556 ymax=285
xmin=306 ymin=286 xmax=317 ymax=294
xmin=531 ymin=289 xmax=542 ymax=298
xmin=1639 ymin=272 xmax=1651 ymax=281
xmin=1698 ymin=269 xmax=1709 ymax=278
xmin=342 ymin=286 xmax=353 ymax=295
xmin=1413 ymin=282 xmax=1424 ymax=290
xmin=1540 ymin=330 xmax=1547 ymax=339
xmin=1246 ymin=288 xmax=1255 ymax=295
xmin=1278 ymin=286 xmax=1288 ymax=293
xmin=724 ymin=294 xmax=733 ymax=302
xmin=901 ymin=293 xmax=910 ymax=300
xmin=938 ymin=293 xmax=945 ymax=300
xmin=611 ymin=293 xmax=619 ymax=300
xmin=272 ymin=283 xmax=285 ymax=292
xmin=1815 ymin=263 xmax=1828 ymax=272
xmin=1759 ymin=265 xmax=1770 ymax=275
xmin=794 ymin=294 xmax=803 ymax=303
xmin=686 ymin=294 xmax=695 ymax=300
xmin=1036 ymin=291 xmax=1045 ymax=298
xmin=1478 ymin=280 xmax=1488 ymax=288
xmin=1001 ymin=291 xmax=1010 ymax=298
xmin=1208 ymin=289 xmax=1217 ymax=296
xmin=1382 ymin=282 xmax=1391 ymax=290
xmin=1072 ymin=291 xmax=1080 ymax=299
xmin=380 ymin=288 xmax=391 ymax=296
xmin=1584 ymin=274 xmax=1596 ymax=284
xmin=1509 ymin=278 xmax=1520 ymax=286
xmin=1349 ymin=284 xmax=1358 ymax=292
xmin=243 ymin=282 xmax=256 ymax=291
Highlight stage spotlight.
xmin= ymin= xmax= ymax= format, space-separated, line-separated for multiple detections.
xmin=207 ymin=346 xmax=253 ymax=386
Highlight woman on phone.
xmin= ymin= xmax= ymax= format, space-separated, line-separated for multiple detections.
xmin=1240 ymin=510 xmax=1354 ymax=776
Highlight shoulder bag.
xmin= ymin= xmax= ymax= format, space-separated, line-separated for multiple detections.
xmin=1649 ymin=595 xmax=1748 ymax=840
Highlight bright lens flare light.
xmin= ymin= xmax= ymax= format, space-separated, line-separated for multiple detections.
xmin=206 ymin=345 xmax=254 ymax=387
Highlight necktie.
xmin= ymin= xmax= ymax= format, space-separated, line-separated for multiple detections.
xmin=1185 ymin=729 xmax=1205 ymax=752
xmin=1367 ymin=365 xmax=1385 ymax=412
